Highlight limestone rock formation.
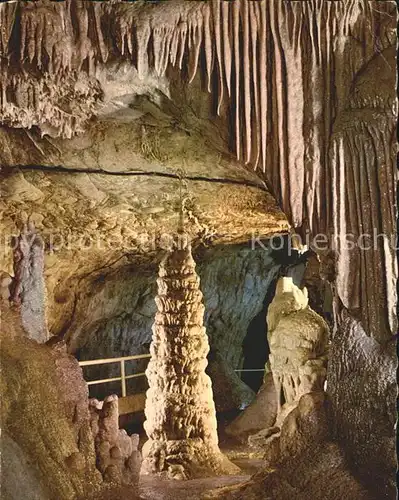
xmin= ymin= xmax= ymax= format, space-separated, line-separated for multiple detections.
xmin=141 ymin=234 xmax=239 ymax=479
xmin=267 ymin=277 xmax=329 ymax=417
xmin=0 ymin=0 xmax=396 ymax=497
xmin=206 ymin=350 xmax=255 ymax=413
xmin=0 ymin=140 xmax=287 ymax=350
xmin=0 ymin=332 xmax=103 ymax=500
xmin=73 ymin=243 xmax=280 ymax=406
xmin=0 ymin=312 xmax=144 ymax=499
xmin=225 ymin=372 xmax=277 ymax=441
xmin=8 ymin=222 xmax=48 ymax=343
xmin=204 ymin=392 xmax=370 ymax=500
xmin=0 ymin=1 xmax=396 ymax=350
xmin=89 ymin=396 xmax=142 ymax=486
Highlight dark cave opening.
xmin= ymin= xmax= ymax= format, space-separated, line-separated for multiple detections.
xmin=241 ymin=281 xmax=275 ymax=393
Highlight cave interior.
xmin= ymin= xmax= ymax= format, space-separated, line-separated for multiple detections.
xmin=0 ymin=1 xmax=397 ymax=500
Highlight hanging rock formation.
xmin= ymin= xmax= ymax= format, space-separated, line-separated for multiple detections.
xmin=1 ymin=0 xmax=395 ymax=341
xmin=1 ymin=0 xmax=395 ymax=337
xmin=0 ymin=333 xmax=103 ymax=500
xmin=141 ymin=234 xmax=239 ymax=479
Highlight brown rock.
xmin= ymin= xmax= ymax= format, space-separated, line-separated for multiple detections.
xmin=225 ymin=372 xmax=277 ymax=440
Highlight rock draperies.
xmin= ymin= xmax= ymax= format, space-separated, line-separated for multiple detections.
xmin=266 ymin=277 xmax=329 ymax=417
xmin=141 ymin=234 xmax=239 ymax=479
xmin=0 ymin=0 xmax=372 ymax=165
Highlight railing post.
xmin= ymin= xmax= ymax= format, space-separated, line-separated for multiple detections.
xmin=121 ymin=360 xmax=127 ymax=397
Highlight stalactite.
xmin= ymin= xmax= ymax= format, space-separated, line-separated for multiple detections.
xmin=136 ymin=24 xmax=151 ymax=79
xmin=233 ymin=0 xmax=241 ymax=161
xmin=170 ymin=26 xmax=179 ymax=67
xmin=259 ymin=0 xmax=267 ymax=172
xmin=269 ymin=1 xmax=287 ymax=209
xmin=249 ymin=1 xmax=260 ymax=169
xmin=188 ymin=13 xmax=203 ymax=84
xmin=203 ymin=5 xmax=213 ymax=93
xmin=0 ymin=0 xmax=396 ymax=343
xmin=92 ymin=3 xmax=108 ymax=63
xmin=0 ymin=3 xmax=16 ymax=59
xmin=221 ymin=2 xmax=231 ymax=97
xmin=153 ymin=27 xmax=164 ymax=76
xmin=211 ymin=0 xmax=224 ymax=116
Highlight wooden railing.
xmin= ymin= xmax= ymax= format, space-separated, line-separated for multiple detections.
xmin=79 ymin=354 xmax=151 ymax=397
xmin=79 ymin=354 xmax=265 ymax=398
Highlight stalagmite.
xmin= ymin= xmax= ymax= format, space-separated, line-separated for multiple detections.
xmin=141 ymin=234 xmax=239 ymax=479
xmin=89 ymin=396 xmax=141 ymax=485
xmin=221 ymin=2 xmax=232 ymax=97
xmin=266 ymin=277 xmax=329 ymax=418
xmin=259 ymin=0 xmax=267 ymax=172
xmin=9 ymin=222 xmax=48 ymax=343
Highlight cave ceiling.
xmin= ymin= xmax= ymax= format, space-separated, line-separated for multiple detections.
xmin=0 ymin=0 xmax=397 ymax=343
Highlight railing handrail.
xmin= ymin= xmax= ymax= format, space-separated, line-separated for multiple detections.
xmin=234 ymin=369 xmax=265 ymax=372
xmin=79 ymin=353 xmax=151 ymax=367
xmin=79 ymin=354 xmax=151 ymax=397
xmin=78 ymin=353 xmax=265 ymax=398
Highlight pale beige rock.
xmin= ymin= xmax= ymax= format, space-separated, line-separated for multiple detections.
xmin=141 ymin=234 xmax=239 ymax=479
xmin=267 ymin=277 xmax=329 ymax=417
xmin=8 ymin=223 xmax=48 ymax=343
xmin=225 ymin=372 xmax=277 ymax=440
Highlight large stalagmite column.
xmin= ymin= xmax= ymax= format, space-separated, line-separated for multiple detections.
xmin=141 ymin=233 xmax=239 ymax=479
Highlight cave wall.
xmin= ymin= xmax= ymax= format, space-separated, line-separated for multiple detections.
xmin=0 ymin=332 xmax=103 ymax=500
xmin=326 ymin=35 xmax=397 ymax=493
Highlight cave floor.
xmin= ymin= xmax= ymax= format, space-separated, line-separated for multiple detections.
xmin=98 ymin=416 xmax=263 ymax=499
xmin=137 ymin=434 xmax=263 ymax=500
xmin=138 ymin=473 xmax=251 ymax=500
